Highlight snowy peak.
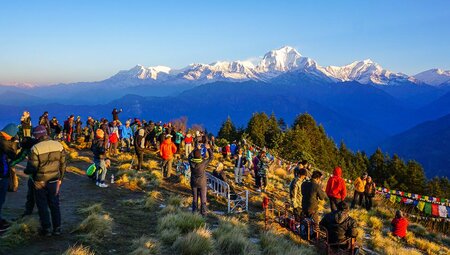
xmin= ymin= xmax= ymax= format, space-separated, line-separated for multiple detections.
xmin=414 ymin=69 xmax=450 ymax=86
xmin=101 ymin=46 xmax=448 ymax=87
xmin=257 ymin=46 xmax=304 ymax=72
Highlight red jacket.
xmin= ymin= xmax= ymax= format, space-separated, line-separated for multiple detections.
xmin=391 ymin=217 xmax=408 ymax=238
xmin=160 ymin=139 xmax=177 ymax=160
xmin=325 ymin=167 xmax=347 ymax=200
xmin=184 ymin=136 xmax=193 ymax=144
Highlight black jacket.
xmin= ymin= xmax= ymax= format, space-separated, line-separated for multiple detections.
xmin=0 ymin=134 xmax=19 ymax=178
xmin=24 ymin=137 xmax=66 ymax=182
xmin=301 ymin=180 xmax=327 ymax=213
xmin=320 ymin=210 xmax=358 ymax=243
xmin=233 ymin=154 xmax=247 ymax=168
xmin=91 ymin=138 xmax=106 ymax=160
xmin=189 ymin=148 xmax=214 ymax=187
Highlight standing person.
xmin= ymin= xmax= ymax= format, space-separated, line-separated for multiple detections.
xmin=134 ymin=125 xmax=146 ymax=171
xmin=112 ymin=108 xmax=122 ymax=121
xmin=253 ymin=152 xmax=261 ymax=190
xmin=160 ymin=134 xmax=177 ymax=177
xmin=63 ymin=115 xmax=74 ymax=143
xmin=39 ymin=111 xmax=51 ymax=135
xmin=0 ymin=127 xmax=19 ymax=232
xmin=351 ymin=173 xmax=367 ymax=209
xmin=325 ymin=167 xmax=347 ymax=212
xmin=119 ymin=121 xmax=133 ymax=152
xmin=257 ymin=151 xmax=270 ymax=192
xmin=174 ymin=129 xmax=184 ymax=153
xmin=289 ymin=167 xmax=307 ymax=220
xmin=189 ymin=143 xmax=214 ymax=216
xmin=233 ymin=149 xmax=247 ymax=185
xmin=20 ymin=111 xmax=32 ymax=138
xmin=230 ymin=141 xmax=237 ymax=156
xmin=391 ymin=210 xmax=408 ymax=239
xmin=50 ymin=117 xmax=61 ymax=139
xmin=24 ymin=125 xmax=66 ymax=236
xmin=364 ymin=176 xmax=376 ymax=211
xmin=245 ymin=147 xmax=253 ymax=172
xmin=75 ymin=116 xmax=82 ymax=141
xmin=108 ymin=121 xmax=120 ymax=156
xmin=184 ymin=133 xmax=193 ymax=158
xmin=301 ymin=170 xmax=327 ymax=230
xmin=91 ymin=129 xmax=109 ymax=188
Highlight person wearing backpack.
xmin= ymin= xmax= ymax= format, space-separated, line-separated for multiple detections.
xmin=133 ymin=124 xmax=146 ymax=171
xmin=290 ymin=167 xmax=307 ymax=220
xmin=92 ymin=129 xmax=108 ymax=188
xmin=0 ymin=126 xmax=19 ymax=232
xmin=189 ymin=143 xmax=214 ymax=216
xmin=325 ymin=167 xmax=347 ymax=212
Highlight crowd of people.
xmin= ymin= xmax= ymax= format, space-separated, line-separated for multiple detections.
xmin=0 ymin=109 xmax=410 ymax=247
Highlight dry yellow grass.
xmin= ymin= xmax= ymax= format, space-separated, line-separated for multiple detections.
xmin=78 ymin=203 xmax=103 ymax=215
xmin=129 ymin=236 xmax=160 ymax=255
xmin=67 ymin=166 xmax=86 ymax=175
xmin=74 ymin=213 xmax=113 ymax=242
xmin=369 ymin=232 xmax=422 ymax=255
xmin=0 ymin=216 xmax=39 ymax=248
xmin=274 ymin=167 xmax=288 ymax=180
xmin=172 ymin=228 xmax=214 ymax=255
xmin=144 ymin=191 xmax=161 ymax=210
xmin=117 ymin=153 xmax=134 ymax=162
xmin=62 ymin=244 xmax=96 ymax=255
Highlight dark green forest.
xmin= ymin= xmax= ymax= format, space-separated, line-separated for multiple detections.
xmin=217 ymin=112 xmax=450 ymax=198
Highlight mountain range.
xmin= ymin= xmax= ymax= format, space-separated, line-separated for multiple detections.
xmin=0 ymin=46 xmax=449 ymax=178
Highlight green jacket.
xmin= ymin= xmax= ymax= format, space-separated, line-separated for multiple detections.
xmin=290 ymin=176 xmax=306 ymax=209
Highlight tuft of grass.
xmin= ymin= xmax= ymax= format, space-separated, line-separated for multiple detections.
xmin=159 ymin=205 xmax=182 ymax=217
xmin=68 ymin=151 xmax=80 ymax=161
xmin=274 ymin=168 xmax=288 ymax=180
xmin=368 ymin=216 xmax=383 ymax=230
xmin=117 ymin=153 xmax=134 ymax=162
xmin=129 ymin=235 xmax=160 ymax=255
xmin=213 ymin=217 xmax=256 ymax=255
xmin=172 ymin=228 xmax=214 ymax=255
xmin=260 ymin=231 xmax=316 ymax=255
xmin=118 ymin=163 xmax=133 ymax=171
xmin=405 ymin=232 xmax=448 ymax=255
xmin=157 ymin=211 xmax=205 ymax=234
xmin=67 ymin=166 xmax=86 ymax=175
xmin=74 ymin=213 xmax=113 ymax=242
xmin=144 ymin=191 xmax=161 ymax=210
xmin=369 ymin=232 xmax=422 ymax=255
xmin=120 ymin=199 xmax=143 ymax=206
xmin=167 ymin=195 xmax=183 ymax=207
xmin=78 ymin=203 xmax=104 ymax=215
xmin=0 ymin=216 xmax=39 ymax=248
xmin=62 ymin=244 xmax=96 ymax=255
xmin=160 ymin=228 xmax=182 ymax=245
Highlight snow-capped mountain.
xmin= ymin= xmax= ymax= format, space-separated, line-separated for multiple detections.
xmin=414 ymin=69 xmax=450 ymax=86
xmin=5 ymin=46 xmax=445 ymax=89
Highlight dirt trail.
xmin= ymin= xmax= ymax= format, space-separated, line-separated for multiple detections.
xmin=1 ymin=153 xmax=155 ymax=255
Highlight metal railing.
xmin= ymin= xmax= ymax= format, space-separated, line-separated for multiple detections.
xmin=206 ymin=172 xmax=248 ymax=213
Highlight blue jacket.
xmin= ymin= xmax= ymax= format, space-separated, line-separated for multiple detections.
xmin=120 ymin=125 xmax=133 ymax=139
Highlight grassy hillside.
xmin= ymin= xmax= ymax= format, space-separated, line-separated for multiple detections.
xmin=0 ymin=142 xmax=449 ymax=255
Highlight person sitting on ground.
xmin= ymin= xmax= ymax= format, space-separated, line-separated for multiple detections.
xmin=351 ymin=172 xmax=367 ymax=209
xmin=325 ymin=166 xmax=347 ymax=212
xmin=189 ymin=143 xmax=214 ymax=216
xmin=160 ymin=134 xmax=177 ymax=177
xmin=289 ymin=167 xmax=307 ymax=220
xmin=212 ymin=157 xmax=227 ymax=182
xmin=320 ymin=201 xmax=358 ymax=247
xmin=91 ymin=129 xmax=109 ymax=188
xmin=301 ymin=170 xmax=327 ymax=230
xmin=364 ymin=176 xmax=376 ymax=211
xmin=391 ymin=210 xmax=408 ymax=238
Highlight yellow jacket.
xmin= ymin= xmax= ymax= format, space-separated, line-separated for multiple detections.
xmin=354 ymin=177 xmax=366 ymax=193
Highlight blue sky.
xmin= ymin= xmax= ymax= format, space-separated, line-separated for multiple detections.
xmin=0 ymin=0 xmax=449 ymax=84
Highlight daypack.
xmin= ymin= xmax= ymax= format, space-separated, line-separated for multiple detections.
xmin=86 ymin=163 xmax=96 ymax=177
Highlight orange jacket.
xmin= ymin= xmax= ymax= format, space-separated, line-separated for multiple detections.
xmin=160 ymin=139 xmax=177 ymax=160
xmin=325 ymin=167 xmax=347 ymax=200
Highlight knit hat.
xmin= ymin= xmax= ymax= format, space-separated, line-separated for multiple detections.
xmin=96 ymin=129 xmax=105 ymax=139
xmin=33 ymin=125 xmax=48 ymax=139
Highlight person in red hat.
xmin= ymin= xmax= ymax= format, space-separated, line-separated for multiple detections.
xmin=325 ymin=166 xmax=347 ymax=211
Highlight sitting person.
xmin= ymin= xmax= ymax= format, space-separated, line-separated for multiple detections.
xmin=320 ymin=201 xmax=358 ymax=246
xmin=391 ymin=210 xmax=408 ymax=238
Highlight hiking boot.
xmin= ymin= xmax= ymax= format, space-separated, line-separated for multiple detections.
xmin=40 ymin=228 xmax=52 ymax=237
xmin=98 ymin=183 xmax=109 ymax=188
xmin=53 ymin=227 xmax=62 ymax=236
xmin=96 ymin=181 xmax=100 ymax=186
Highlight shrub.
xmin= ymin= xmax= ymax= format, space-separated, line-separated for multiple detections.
xmin=129 ymin=236 xmax=160 ymax=255
xmin=0 ymin=216 xmax=39 ymax=247
xmin=172 ymin=228 xmax=214 ymax=255
xmin=62 ymin=244 xmax=95 ymax=255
